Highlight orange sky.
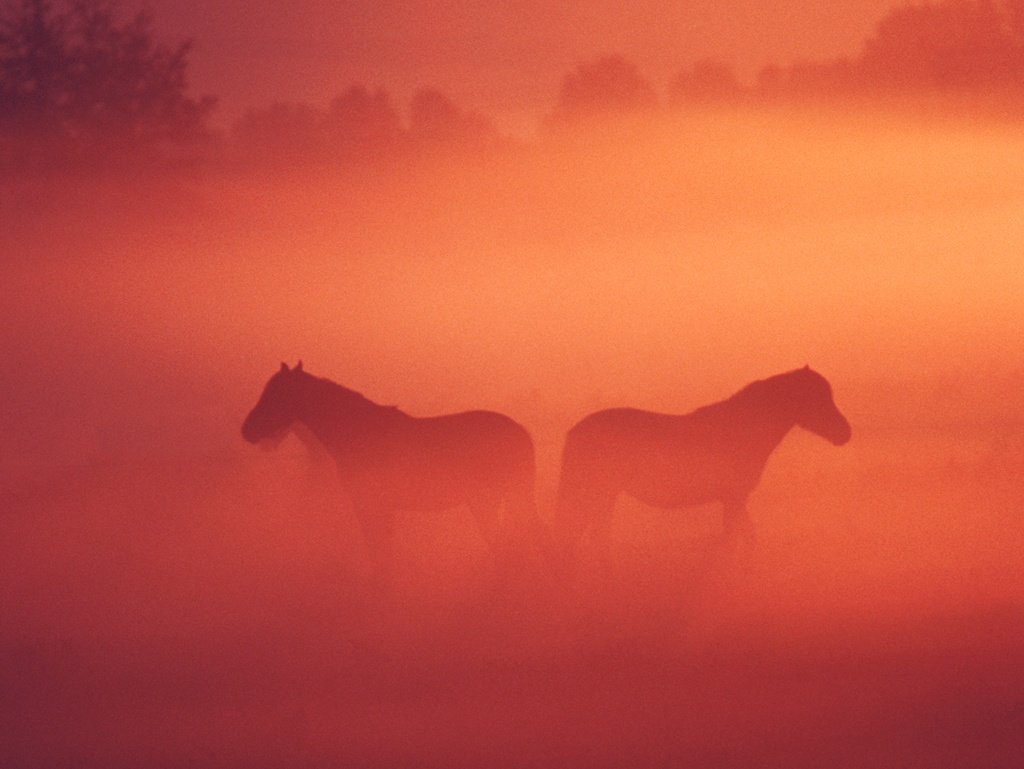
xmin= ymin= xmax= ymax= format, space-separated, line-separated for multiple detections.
xmin=152 ymin=0 xmax=896 ymax=130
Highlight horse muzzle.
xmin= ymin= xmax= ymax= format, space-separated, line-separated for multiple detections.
xmin=829 ymin=417 xmax=852 ymax=446
xmin=241 ymin=419 xmax=260 ymax=444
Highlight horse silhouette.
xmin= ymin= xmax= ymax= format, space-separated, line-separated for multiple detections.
xmin=242 ymin=362 xmax=538 ymax=584
xmin=555 ymin=366 xmax=851 ymax=564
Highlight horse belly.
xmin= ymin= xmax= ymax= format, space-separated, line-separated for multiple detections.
xmin=371 ymin=463 xmax=462 ymax=510
xmin=621 ymin=449 xmax=742 ymax=508
xmin=379 ymin=447 xmax=512 ymax=511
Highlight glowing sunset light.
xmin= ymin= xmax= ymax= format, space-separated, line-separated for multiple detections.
xmin=3 ymin=0 xmax=1024 ymax=767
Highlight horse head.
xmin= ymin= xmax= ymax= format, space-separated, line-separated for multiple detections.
xmin=241 ymin=361 xmax=306 ymax=445
xmin=791 ymin=366 xmax=851 ymax=446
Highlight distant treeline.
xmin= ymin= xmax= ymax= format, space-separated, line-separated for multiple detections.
xmin=756 ymin=0 xmax=1024 ymax=98
xmin=4 ymin=0 xmax=1024 ymax=171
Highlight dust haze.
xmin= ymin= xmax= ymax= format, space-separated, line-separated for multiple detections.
xmin=4 ymin=105 xmax=1024 ymax=767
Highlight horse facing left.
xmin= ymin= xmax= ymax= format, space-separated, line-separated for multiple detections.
xmin=241 ymin=362 xmax=538 ymax=582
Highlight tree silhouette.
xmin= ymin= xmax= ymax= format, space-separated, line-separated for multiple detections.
xmin=860 ymin=0 xmax=1024 ymax=89
xmin=232 ymin=88 xmax=405 ymax=168
xmin=1007 ymin=0 xmax=1024 ymax=38
xmin=669 ymin=59 xmax=742 ymax=104
xmin=749 ymin=1 xmax=1024 ymax=100
xmin=785 ymin=58 xmax=858 ymax=96
xmin=232 ymin=101 xmax=328 ymax=165
xmin=0 ymin=0 xmax=214 ymax=165
xmin=231 ymin=86 xmax=500 ymax=168
xmin=408 ymin=87 xmax=497 ymax=147
xmin=328 ymin=85 xmax=402 ymax=150
xmin=550 ymin=55 xmax=658 ymax=124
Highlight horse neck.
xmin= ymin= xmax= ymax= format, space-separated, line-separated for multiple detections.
xmin=292 ymin=376 xmax=404 ymax=448
xmin=723 ymin=378 xmax=800 ymax=453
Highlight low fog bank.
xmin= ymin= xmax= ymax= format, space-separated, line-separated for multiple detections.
xmin=6 ymin=107 xmax=1024 ymax=487
xmin=3 ymin=451 xmax=1022 ymax=768
xmin=3 ymin=107 xmax=1024 ymax=767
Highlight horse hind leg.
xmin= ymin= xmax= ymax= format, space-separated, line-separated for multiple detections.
xmin=721 ymin=497 xmax=756 ymax=547
xmin=472 ymin=493 xmax=541 ymax=602
xmin=720 ymin=495 xmax=761 ymax=569
xmin=472 ymin=488 xmax=544 ymax=567
xmin=555 ymin=482 xmax=618 ymax=587
xmin=586 ymin=491 xmax=621 ymax=588
xmin=554 ymin=479 xmax=593 ymax=556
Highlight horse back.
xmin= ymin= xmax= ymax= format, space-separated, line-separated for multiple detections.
xmin=565 ymin=407 xmax=723 ymax=454
xmin=412 ymin=410 xmax=533 ymax=464
xmin=333 ymin=408 xmax=535 ymax=510
xmin=559 ymin=406 xmax=769 ymax=506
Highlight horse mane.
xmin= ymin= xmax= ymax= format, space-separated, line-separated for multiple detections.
xmin=722 ymin=368 xmax=809 ymax=409
xmin=298 ymin=371 xmax=404 ymax=417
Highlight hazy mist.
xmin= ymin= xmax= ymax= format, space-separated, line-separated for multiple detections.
xmin=3 ymin=104 xmax=1024 ymax=767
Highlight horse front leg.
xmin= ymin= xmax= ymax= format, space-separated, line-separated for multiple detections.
xmin=721 ymin=496 xmax=755 ymax=544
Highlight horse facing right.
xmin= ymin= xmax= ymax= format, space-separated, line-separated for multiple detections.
xmin=555 ymin=366 xmax=851 ymax=564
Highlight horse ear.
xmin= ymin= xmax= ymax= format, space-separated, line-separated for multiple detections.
xmin=280 ymin=362 xmax=289 ymax=373
xmin=803 ymin=364 xmax=810 ymax=371
xmin=295 ymin=360 xmax=303 ymax=372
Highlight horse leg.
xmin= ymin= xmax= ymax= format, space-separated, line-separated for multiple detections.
xmin=555 ymin=481 xmax=617 ymax=584
xmin=588 ymin=491 xmax=620 ymax=588
xmin=553 ymin=489 xmax=587 ymax=583
xmin=470 ymin=496 xmax=504 ymax=554
xmin=555 ymin=480 xmax=599 ymax=554
xmin=721 ymin=497 xmax=755 ymax=544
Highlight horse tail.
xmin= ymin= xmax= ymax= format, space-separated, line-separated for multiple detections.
xmin=554 ymin=422 xmax=598 ymax=558
xmin=504 ymin=425 xmax=543 ymax=541
xmin=488 ymin=423 xmax=559 ymax=589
